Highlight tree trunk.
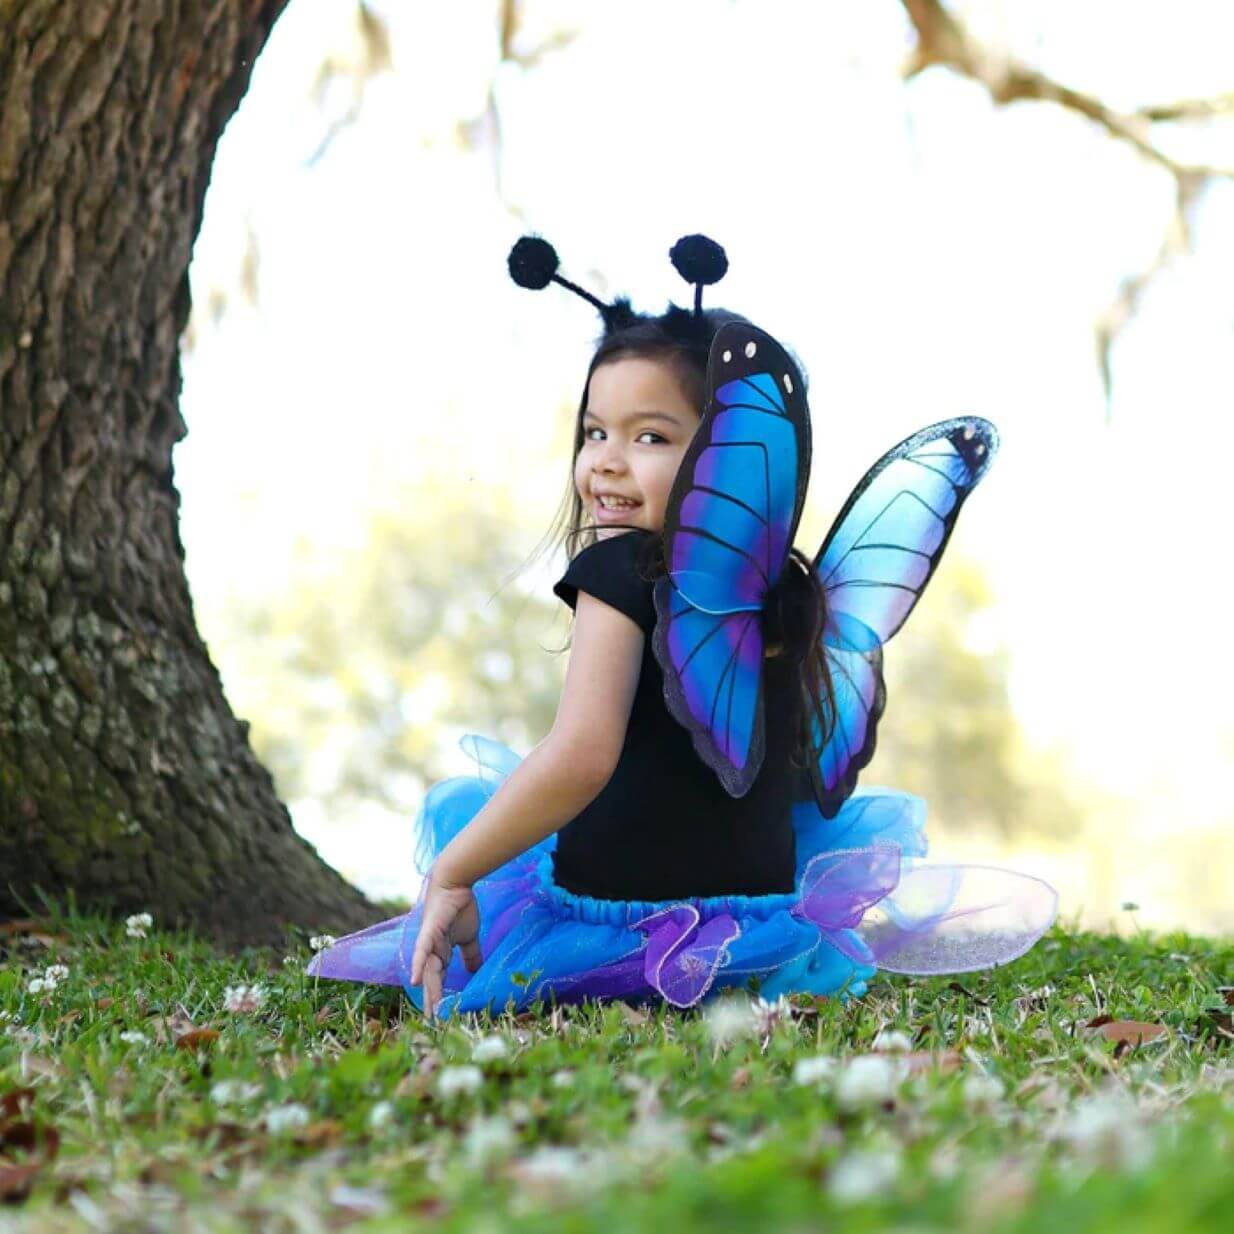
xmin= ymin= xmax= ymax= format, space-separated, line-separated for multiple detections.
xmin=0 ymin=0 xmax=380 ymax=950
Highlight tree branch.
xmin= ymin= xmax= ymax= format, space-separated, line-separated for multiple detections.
xmin=899 ymin=0 xmax=1233 ymax=412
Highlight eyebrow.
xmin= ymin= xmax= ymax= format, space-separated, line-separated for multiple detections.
xmin=582 ymin=409 xmax=685 ymax=427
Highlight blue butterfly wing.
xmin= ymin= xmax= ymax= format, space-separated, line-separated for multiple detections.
xmin=653 ymin=322 xmax=811 ymax=797
xmin=810 ymin=418 xmax=998 ymax=817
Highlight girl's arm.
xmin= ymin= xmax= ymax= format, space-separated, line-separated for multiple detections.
xmin=432 ymin=589 xmax=644 ymax=885
xmin=410 ymin=592 xmax=644 ymax=1013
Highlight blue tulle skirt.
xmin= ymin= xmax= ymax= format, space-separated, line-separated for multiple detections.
xmin=307 ymin=736 xmax=1057 ymax=1018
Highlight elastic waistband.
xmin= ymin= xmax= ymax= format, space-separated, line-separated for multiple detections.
xmin=533 ymin=853 xmax=798 ymax=927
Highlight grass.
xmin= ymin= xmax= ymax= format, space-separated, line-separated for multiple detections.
xmin=2 ymin=901 xmax=1233 ymax=1232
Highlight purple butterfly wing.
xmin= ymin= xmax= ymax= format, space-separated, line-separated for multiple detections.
xmin=653 ymin=322 xmax=811 ymax=797
xmin=810 ymin=419 xmax=998 ymax=816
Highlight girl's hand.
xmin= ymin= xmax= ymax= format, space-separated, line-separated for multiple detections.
xmin=409 ymin=870 xmax=482 ymax=1019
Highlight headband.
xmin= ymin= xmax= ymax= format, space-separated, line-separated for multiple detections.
xmin=506 ymin=233 xmax=730 ymax=342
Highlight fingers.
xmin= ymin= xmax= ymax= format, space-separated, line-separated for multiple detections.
xmin=410 ymin=930 xmax=431 ymax=986
xmin=460 ymin=937 xmax=483 ymax=973
xmin=423 ymin=952 xmax=444 ymax=1020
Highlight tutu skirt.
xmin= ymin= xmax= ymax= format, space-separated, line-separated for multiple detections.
xmin=308 ymin=736 xmax=1057 ymax=1018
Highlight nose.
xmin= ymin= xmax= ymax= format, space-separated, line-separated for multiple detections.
xmin=594 ymin=436 xmax=627 ymax=474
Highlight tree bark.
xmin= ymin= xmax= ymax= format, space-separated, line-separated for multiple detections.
xmin=0 ymin=0 xmax=380 ymax=949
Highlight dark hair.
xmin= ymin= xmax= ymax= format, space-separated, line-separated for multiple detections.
xmin=524 ymin=311 xmax=837 ymax=786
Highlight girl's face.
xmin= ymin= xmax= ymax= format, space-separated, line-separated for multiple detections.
xmin=575 ymin=355 xmax=702 ymax=539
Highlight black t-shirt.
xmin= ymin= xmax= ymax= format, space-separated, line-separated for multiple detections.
xmin=550 ymin=530 xmax=800 ymax=901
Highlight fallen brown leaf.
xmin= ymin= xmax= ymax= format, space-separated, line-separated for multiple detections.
xmin=271 ymin=1053 xmax=298 ymax=1081
xmin=947 ymin=981 xmax=990 ymax=1006
xmin=191 ymin=1120 xmax=255 ymax=1151
xmin=1198 ymin=1008 xmax=1234 ymax=1037
xmin=295 ymin=1119 xmax=343 ymax=1148
xmin=150 ymin=1006 xmax=197 ymax=1045
xmin=730 ymin=1066 xmax=752 ymax=1091
xmin=1088 ymin=1020 xmax=1167 ymax=1047
xmin=0 ymin=1091 xmax=35 ymax=1121
xmin=0 ymin=1121 xmax=61 ymax=1160
xmin=18 ymin=1056 xmax=62 ymax=1082
xmin=618 ymin=1002 xmax=648 ymax=1027
xmin=0 ymin=1162 xmax=41 ymax=1204
xmin=898 ymin=1050 xmax=963 ymax=1075
xmin=95 ymin=997 xmax=115 ymax=1011
xmin=0 ymin=920 xmax=69 ymax=945
xmin=174 ymin=1028 xmax=221 ymax=1052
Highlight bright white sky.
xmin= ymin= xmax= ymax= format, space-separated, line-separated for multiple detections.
xmin=178 ymin=0 xmax=1234 ymax=929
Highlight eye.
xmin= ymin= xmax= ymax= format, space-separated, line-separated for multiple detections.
xmin=583 ymin=426 xmax=604 ymax=441
xmin=636 ymin=431 xmax=667 ymax=444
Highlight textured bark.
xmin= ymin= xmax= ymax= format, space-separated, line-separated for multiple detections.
xmin=0 ymin=0 xmax=380 ymax=949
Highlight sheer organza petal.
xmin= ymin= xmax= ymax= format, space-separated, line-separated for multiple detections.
xmin=305 ymin=914 xmax=407 ymax=986
xmin=796 ymin=845 xmax=902 ymax=930
xmin=635 ymin=906 xmax=741 ymax=1007
xmin=860 ymin=863 xmax=1059 ymax=974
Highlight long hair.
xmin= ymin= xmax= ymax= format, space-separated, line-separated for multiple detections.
xmin=522 ymin=312 xmax=837 ymax=782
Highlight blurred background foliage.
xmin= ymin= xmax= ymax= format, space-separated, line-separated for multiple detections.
xmin=211 ymin=480 xmax=564 ymax=817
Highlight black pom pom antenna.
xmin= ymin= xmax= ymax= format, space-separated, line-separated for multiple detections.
xmin=507 ymin=232 xmax=729 ymax=337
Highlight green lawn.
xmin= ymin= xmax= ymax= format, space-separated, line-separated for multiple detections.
xmin=2 ymin=901 xmax=1232 ymax=1232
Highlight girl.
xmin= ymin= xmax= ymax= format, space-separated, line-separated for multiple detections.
xmin=309 ymin=235 xmax=1057 ymax=1018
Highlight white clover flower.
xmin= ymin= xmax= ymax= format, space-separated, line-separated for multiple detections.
xmin=551 ymin=1069 xmax=576 ymax=1090
xmin=962 ymin=1072 xmax=1005 ymax=1109
xmin=464 ymin=1115 xmax=516 ymax=1168
xmin=282 ymin=955 xmax=299 ymax=967
xmin=793 ymin=1055 xmax=838 ymax=1087
xmin=704 ymin=997 xmax=758 ymax=1049
xmin=752 ymin=995 xmax=792 ymax=1040
xmin=210 ymin=1079 xmax=263 ymax=1105
xmin=368 ymin=1100 xmax=396 ymax=1131
xmin=513 ymin=1146 xmax=588 ymax=1185
xmin=829 ymin=1148 xmax=902 ymax=1203
xmin=872 ymin=1029 xmax=913 ymax=1053
xmin=118 ymin=1030 xmax=150 ymax=1047
xmin=628 ymin=1113 xmax=690 ymax=1161
xmin=437 ymin=1065 xmax=484 ymax=1098
xmin=125 ymin=913 xmax=153 ymax=939
xmin=1059 ymin=1092 xmax=1154 ymax=1171
xmin=471 ymin=1035 xmax=509 ymax=1064
xmin=30 ymin=963 xmax=70 ymax=995
xmin=222 ymin=983 xmax=266 ymax=1014
xmin=834 ymin=1055 xmax=905 ymax=1111
xmin=265 ymin=1103 xmax=311 ymax=1135
xmin=309 ymin=935 xmax=337 ymax=953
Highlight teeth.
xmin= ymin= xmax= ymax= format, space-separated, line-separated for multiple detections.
xmin=598 ymin=496 xmax=636 ymax=509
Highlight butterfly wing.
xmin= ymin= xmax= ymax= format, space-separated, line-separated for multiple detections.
xmin=810 ymin=418 xmax=998 ymax=816
xmin=653 ymin=321 xmax=811 ymax=796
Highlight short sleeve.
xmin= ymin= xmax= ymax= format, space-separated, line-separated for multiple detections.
xmin=553 ymin=531 xmax=657 ymax=634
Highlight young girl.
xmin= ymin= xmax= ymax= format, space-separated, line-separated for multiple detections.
xmin=309 ymin=235 xmax=1057 ymax=1018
